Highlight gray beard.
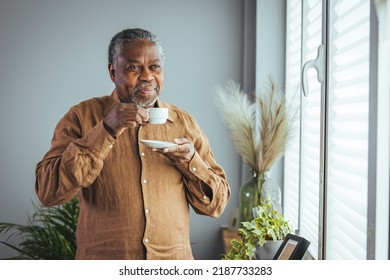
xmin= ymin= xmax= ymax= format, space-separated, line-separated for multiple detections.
xmin=131 ymin=95 xmax=158 ymax=108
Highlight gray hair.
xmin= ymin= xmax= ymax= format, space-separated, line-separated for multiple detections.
xmin=108 ymin=28 xmax=165 ymax=65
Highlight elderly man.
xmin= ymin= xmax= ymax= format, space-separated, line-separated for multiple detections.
xmin=35 ymin=28 xmax=231 ymax=260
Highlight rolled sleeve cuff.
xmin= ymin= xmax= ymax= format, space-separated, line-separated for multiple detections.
xmin=174 ymin=152 xmax=215 ymax=202
xmin=173 ymin=152 xmax=209 ymax=181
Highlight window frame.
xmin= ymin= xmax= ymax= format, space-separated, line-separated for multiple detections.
xmin=282 ymin=0 xmax=385 ymax=259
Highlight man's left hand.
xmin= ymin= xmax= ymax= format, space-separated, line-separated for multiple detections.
xmin=153 ymin=137 xmax=195 ymax=164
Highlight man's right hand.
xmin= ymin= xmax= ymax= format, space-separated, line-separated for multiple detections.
xmin=103 ymin=103 xmax=149 ymax=137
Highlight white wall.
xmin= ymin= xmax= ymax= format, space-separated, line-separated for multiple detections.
xmin=0 ymin=0 xmax=244 ymax=259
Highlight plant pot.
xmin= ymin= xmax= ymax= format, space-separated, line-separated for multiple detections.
xmin=256 ymin=240 xmax=283 ymax=260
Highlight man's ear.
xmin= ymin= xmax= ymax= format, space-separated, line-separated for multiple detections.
xmin=108 ymin=64 xmax=115 ymax=82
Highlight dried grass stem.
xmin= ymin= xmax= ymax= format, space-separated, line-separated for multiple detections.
xmin=215 ymin=80 xmax=290 ymax=172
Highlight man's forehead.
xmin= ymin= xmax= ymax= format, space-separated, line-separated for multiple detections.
xmin=119 ymin=41 xmax=161 ymax=59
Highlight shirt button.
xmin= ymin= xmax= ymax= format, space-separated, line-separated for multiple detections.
xmin=145 ymin=209 xmax=150 ymax=214
xmin=109 ymin=144 xmax=113 ymax=149
xmin=203 ymin=195 xmax=208 ymax=200
xmin=141 ymin=152 xmax=145 ymax=157
xmin=192 ymin=167 xmax=197 ymax=172
xmin=143 ymin=179 xmax=148 ymax=184
xmin=144 ymin=238 xmax=149 ymax=243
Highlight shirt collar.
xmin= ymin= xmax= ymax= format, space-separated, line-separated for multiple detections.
xmin=155 ymin=98 xmax=174 ymax=123
xmin=103 ymin=90 xmax=120 ymax=117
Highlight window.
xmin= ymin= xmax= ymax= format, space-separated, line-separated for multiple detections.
xmin=326 ymin=0 xmax=370 ymax=259
xmin=283 ymin=0 xmax=382 ymax=259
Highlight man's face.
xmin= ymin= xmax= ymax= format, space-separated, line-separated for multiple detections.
xmin=109 ymin=40 xmax=164 ymax=107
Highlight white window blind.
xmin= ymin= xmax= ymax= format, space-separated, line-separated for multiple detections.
xmin=284 ymin=0 xmax=323 ymax=259
xmin=326 ymin=0 xmax=370 ymax=259
xmin=299 ymin=0 xmax=323 ymax=260
xmin=283 ymin=0 xmax=302 ymax=231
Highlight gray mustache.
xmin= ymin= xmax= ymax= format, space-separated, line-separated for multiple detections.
xmin=135 ymin=83 xmax=158 ymax=91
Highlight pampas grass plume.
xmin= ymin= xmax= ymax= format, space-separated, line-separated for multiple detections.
xmin=215 ymin=79 xmax=291 ymax=172
xmin=215 ymin=81 xmax=257 ymax=170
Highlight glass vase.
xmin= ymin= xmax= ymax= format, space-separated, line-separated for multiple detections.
xmin=239 ymin=170 xmax=282 ymax=223
xmin=261 ymin=173 xmax=282 ymax=214
xmin=239 ymin=170 xmax=264 ymax=223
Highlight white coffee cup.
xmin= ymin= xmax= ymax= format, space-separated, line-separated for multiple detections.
xmin=147 ymin=107 xmax=169 ymax=124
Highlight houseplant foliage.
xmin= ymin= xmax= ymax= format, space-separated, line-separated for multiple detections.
xmin=0 ymin=197 xmax=79 ymax=260
xmin=215 ymin=79 xmax=292 ymax=221
xmin=223 ymin=200 xmax=293 ymax=260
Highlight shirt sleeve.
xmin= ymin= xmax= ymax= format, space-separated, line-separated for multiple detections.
xmin=174 ymin=122 xmax=231 ymax=218
xmin=35 ymin=107 xmax=116 ymax=206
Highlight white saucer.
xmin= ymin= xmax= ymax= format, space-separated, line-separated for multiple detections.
xmin=140 ymin=140 xmax=177 ymax=149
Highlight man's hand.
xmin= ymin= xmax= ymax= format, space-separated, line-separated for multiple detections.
xmin=153 ymin=137 xmax=195 ymax=164
xmin=103 ymin=103 xmax=149 ymax=137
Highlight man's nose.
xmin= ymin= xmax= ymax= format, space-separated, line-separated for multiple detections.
xmin=139 ymin=68 xmax=154 ymax=82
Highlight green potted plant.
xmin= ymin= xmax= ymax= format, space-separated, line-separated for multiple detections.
xmin=0 ymin=197 xmax=79 ymax=260
xmin=223 ymin=200 xmax=293 ymax=260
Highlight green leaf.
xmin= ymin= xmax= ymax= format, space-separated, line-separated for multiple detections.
xmin=222 ymin=200 xmax=294 ymax=260
xmin=0 ymin=197 xmax=79 ymax=260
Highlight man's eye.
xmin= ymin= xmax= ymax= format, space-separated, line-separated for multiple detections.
xmin=150 ymin=65 xmax=161 ymax=70
xmin=128 ymin=66 xmax=140 ymax=71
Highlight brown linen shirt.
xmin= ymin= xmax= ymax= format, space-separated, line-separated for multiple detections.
xmin=35 ymin=90 xmax=231 ymax=260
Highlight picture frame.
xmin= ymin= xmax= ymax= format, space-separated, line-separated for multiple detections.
xmin=273 ymin=233 xmax=311 ymax=260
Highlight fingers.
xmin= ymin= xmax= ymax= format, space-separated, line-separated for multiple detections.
xmin=124 ymin=112 xmax=145 ymax=126
xmin=152 ymin=137 xmax=195 ymax=164
xmin=104 ymin=103 xmax=149 ymax=136
xmin=162 ymin=144 xmax=188 ymax=154
xmin=115 ymin=103 xmax=149 ymax=127
xmin=173 ymin=137 xmax=191 ymax=145
xmin=121 ymin=104 xmax=149 ymax=125
xmin=157 ymin=138 xmax=190 ymax=154
xmin=137 ymin=105 xmax=149 ymax=123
